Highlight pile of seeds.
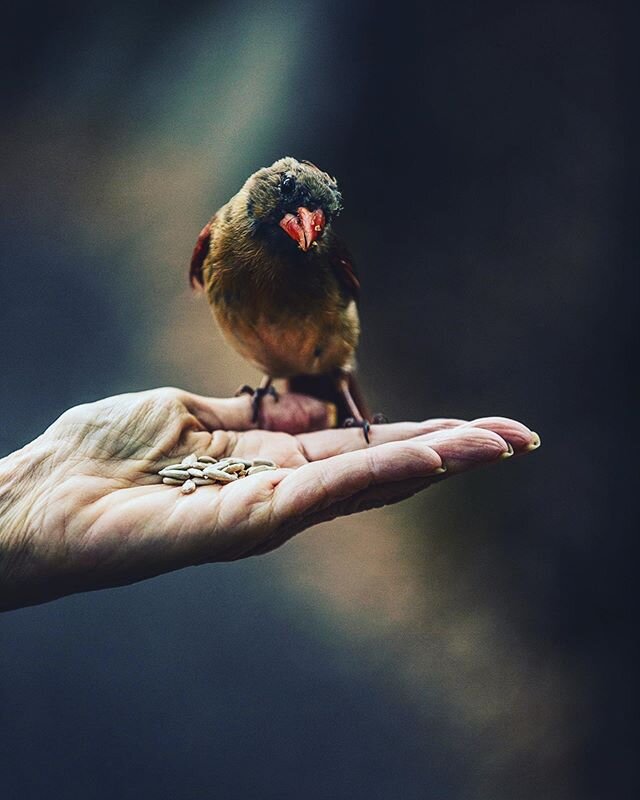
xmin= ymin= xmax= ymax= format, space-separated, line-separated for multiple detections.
xmin=158 ymin=453 xmax=279 ymax=494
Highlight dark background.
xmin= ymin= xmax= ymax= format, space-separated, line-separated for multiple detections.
xmin=0 ymin=2 xmax=634 ymax=798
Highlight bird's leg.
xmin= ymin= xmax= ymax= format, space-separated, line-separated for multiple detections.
xmin=235 ymin=376 xmax=279 ymax=423
xmin=337 ymin=374 xmax=371 ymax=444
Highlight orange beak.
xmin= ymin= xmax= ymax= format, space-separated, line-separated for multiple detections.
xmin=279 ymin=207 xmax=325 ymax=251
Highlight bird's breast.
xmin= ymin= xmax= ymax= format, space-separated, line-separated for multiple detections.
xmin=212 ymin=301 xmax=360 ymax=378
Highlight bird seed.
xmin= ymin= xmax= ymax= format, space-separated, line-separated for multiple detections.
xmin=157 ymin=452 xmax=278 ymax=494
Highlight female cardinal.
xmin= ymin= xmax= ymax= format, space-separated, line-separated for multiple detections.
xmin=189 ymin=156 xmax=384 ymax=441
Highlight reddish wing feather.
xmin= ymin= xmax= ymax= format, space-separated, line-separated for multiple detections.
xmin=330 ymin=241 xmax=360 ymax=300
xmin=189 ymin=216 xmax=215 ymax=288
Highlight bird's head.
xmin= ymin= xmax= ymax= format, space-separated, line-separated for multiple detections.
xmin=244 ymin=157 xmax=343 ymax=252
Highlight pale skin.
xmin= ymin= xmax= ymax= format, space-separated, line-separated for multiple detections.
xmin=0 ymin=388 xmax=540 ymax=611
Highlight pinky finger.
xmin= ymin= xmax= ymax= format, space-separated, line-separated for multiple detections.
xmin=251 ymin=476 xmax=432 ymax=555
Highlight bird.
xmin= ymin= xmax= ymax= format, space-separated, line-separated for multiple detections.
xmin=189 ymin=156 xmax=385 ymax=441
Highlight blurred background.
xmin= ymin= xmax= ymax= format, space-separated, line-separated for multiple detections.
xmin=0 ymin=1 xmax=634 ymax=798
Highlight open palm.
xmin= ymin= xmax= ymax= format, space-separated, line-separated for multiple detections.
xmin=1 ymin=387 xmax=539 ymax=609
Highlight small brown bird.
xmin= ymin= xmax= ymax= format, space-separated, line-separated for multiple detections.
xmin=189 ymin=156 xmax=384 ymax=440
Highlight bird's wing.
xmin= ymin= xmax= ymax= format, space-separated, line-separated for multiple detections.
xmin=189 ymin=214 xmax=217 ymax=288
xmin=329 ymin=238 xmax=360 ymax=301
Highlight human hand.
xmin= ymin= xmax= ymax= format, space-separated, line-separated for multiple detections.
xmin=0 ymin=388 xmax=540 ymax=610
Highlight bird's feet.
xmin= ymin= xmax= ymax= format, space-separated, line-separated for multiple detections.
xmin=235 ymin=383 xmax=279 ymax=423
xmin=343 ymin=417 xmax=371 ymax=444
xmin=343 ymin=413 xmax=389 ymax=444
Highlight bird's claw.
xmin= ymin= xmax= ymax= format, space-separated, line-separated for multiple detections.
xmin=235 ymin=384 xmax=279 ymax=423
xmin=343 ymin=417 xmax=371 ymax=444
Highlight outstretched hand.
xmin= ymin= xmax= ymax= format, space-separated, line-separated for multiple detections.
xmin=0 ymin=388 xmax=540 ymax=610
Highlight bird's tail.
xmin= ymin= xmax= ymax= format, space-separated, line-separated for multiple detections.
xmin=286 ymin=372 xmax=372 ymax=427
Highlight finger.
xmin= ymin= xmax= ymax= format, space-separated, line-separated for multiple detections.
xmin=272 ymin=438 xmax=444 ymax=524
xmin=412 ymin=426 xmax=511 ymax=473
xmin=461 ymin=417 xmax=541 ymax=454
xmin=251 ymin=475 xmax=433 ymax=555
xmin=296 ymin=416 xmax=539 ymax=462
xmin=182 ymin=391 xmax=336 ymax=434
xmin=273 ymin=425 xmax=510 ymax=524
xmin=297 ymin=418 xmax=468 ymax=461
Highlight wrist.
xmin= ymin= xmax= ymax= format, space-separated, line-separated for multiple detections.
xmin=0 ymin=439 xmax=53 ymax=610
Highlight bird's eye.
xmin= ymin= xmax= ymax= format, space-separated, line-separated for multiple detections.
xmin=280 ymin=174 xmax=295 ymax=195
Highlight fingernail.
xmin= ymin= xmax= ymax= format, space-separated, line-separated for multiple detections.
xmin=525 ymin=431 xmax=541 ymax=451
xmin=434 ymin=466 xmax=447 ymax=474
xmin=500 ymin=442 xmax=514 ymax=460
xmin=325 ymin=402 xmax=338 ymax=429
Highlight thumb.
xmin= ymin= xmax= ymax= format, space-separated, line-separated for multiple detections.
xmin=183 ymin=391 xmax=337 ymax=434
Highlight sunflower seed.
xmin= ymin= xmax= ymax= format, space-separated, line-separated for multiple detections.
xmin=158 ymin=453 xmax=280 ymax=489
xmin=211 ymin=458 xmax=235 ymax=469
xmin=202 ymin=467 xmax=238 ymax=482
xmin=247 ymin=464 xmax=275 ymax=475
xmin=159 ymin=468 xmax=190 ymax=479
xmin=223 ymin=463 xmax=245 ymax=473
